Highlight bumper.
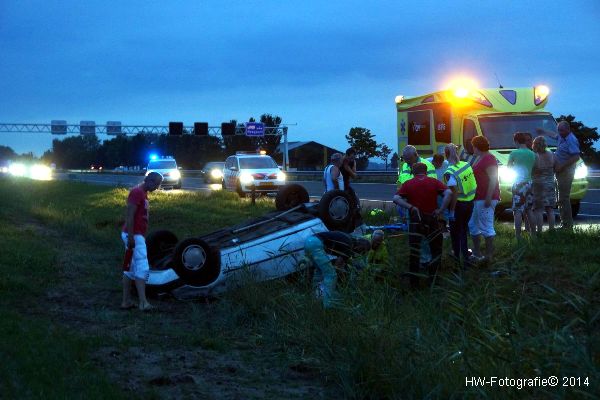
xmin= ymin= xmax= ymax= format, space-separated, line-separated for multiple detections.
xmin=161 ymin=178 xmax=181 ymax=186
xmin=497 ymin=178 xmax=588 ymax=208
xmin=240 ymin=181 xmax=285 ymax=192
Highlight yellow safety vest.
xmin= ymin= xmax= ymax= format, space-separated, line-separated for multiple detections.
xmin=445 ymin=161 xmax=477 ymax=202
xmin=397 ymin=157 xmax=436 ymax=185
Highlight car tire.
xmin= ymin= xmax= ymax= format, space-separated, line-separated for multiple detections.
xmin=221 ymin=180 xmax=226 ymax=190
xmin=172 ymin=238 xmax=221 ymax=286
xmin=275 ymin=184 xmax=309 ymax=211
xmin=571 ymin=202 xmax=580 ymax=218
xmin=174 ymin=181 xmax=182 ymax=189
xmin=318 ymin=190 xmax=354 ymax=232
xmin=146 ymin=230 xmax=178 ymax=267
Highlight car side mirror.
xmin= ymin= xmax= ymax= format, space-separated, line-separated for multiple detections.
xmin=178 ymin=167 xmax=182 ymax=170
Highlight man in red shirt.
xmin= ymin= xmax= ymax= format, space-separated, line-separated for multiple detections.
xmin=393 ymin=163 xmax=452 ymax=289
xmin=121 ymin=172 xmax=163 ymax=311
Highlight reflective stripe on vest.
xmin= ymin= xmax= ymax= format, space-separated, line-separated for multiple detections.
xmin=445 ymin=161 xmax=477 ymax=201
xmin=396 ymin=157 xmax=437 ymax=185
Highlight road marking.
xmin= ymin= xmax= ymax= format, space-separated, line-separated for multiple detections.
xmin=578 ymin=213 xmax=600 ymax=218
xmin=580 ymin=201 xmax=600 ymax=205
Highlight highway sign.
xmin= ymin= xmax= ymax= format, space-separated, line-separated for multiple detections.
xmin=245 ymin=122 xmax=264 ymax=137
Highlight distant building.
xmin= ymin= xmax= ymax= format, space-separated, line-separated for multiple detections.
xmin=275 ymin=141 xmax=343 ymax=171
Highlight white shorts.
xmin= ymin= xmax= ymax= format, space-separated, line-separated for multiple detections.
xmin=468 ymin=200 xmax=498 ymax=238
xmin=121 ymin=232 xmax=150 ymax=281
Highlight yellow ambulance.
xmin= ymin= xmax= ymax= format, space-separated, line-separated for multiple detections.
xmin=395 ymin=84 xmax=588 ymax=216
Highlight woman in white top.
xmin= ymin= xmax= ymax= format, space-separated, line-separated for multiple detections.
xmin=323 ymin=153 xmax=344 ymax=192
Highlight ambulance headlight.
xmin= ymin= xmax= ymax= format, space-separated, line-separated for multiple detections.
xmin=574 ymin=164 xmax=588 ymax=180
xmin=239 ymin=172 xmax=254 ymax=185
xmin=277 ymin=171 xmax=286 ymax=181
xmin=498 ymin=166 xmax=516 ymax=184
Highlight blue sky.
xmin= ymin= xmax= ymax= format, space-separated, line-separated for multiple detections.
xmin=1 ymin=0 xmax=599 ymax=156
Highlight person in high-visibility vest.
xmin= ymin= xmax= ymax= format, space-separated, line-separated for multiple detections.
xmin=397 ymin=145 xmax=437 ymax=187
xmin=443 ymin=144 xmax=477 ymax=268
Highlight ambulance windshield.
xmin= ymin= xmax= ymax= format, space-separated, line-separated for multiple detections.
xmin=479 ymin=114 xmax=558 ymax=149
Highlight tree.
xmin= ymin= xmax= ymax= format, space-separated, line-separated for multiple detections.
xmin=0 ymin=145 xmax=17 ymax=161
xmin=556 ymin=115 xmax=599 ymax=166
xmin=51 ymin=135 xmax=101 ymax=169
xmin=345 ymin=127 xmax=379 ymax=170
xmin=378 ymin=144 xmax=392 ymax=170
xmin=223 ymin=114 xmax=284 ymax=157
xmin=390 ymin=152 xmax=399 ymax=170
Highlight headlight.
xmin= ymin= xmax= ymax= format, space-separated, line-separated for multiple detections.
xmin=574 ymin=164 xmax=588 ymax=180
xmin=30 ymin=164 xmax=52 ymax=181
xmin=170 ymin=169 xmax=181 ymax=180
xmin=498 ymin=166 xmax=516 ymax=184
xmin=211 ymin=169 xmax=223 ymax=179
xmin=277 ymin=171 xmax=286 ymax=181
xmin=9 ymin=163 xmax=26 ymax=177
xmin=239 ymin=172 xmax=254 ymax=185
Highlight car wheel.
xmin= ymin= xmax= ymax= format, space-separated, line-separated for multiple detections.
xmin=275 ymin=184 xmax=309 ymax=211
xmin=318 ymin=190 xmax=353 ymax=232
xmin=571 ymin=202 xmax=580 ymax=218
xmin=221 ymin=180 xmax=226 ymax=190
xmin=174 ymin=181 xmax=182 ymax=189
xmin=172 ymin=238 xmax=221 ymax=286
xmin=146 ymin=230 xmax=178 ymax=267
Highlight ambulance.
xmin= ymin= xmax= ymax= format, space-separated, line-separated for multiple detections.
xmin=395 ymin=83 xmax=588 ymax=216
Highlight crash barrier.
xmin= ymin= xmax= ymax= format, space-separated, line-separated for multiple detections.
xmin=63 ymin=168 xmax=600 ymax=181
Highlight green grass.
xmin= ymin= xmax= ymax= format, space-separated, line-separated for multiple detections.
xmin=0 ymin=176 xmax=598 ymax=399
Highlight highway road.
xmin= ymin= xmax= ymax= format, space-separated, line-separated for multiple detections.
xmin=55 ymin=172 xmax=600 ymax=223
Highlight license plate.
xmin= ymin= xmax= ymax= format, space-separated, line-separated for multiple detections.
xmin=259 ymin=182 xmax=274 ymax=186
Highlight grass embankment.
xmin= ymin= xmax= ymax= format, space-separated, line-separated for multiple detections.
xmin=0 ymin=177 xmax=598 ymax=399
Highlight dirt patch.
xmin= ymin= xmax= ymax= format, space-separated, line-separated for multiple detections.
xmin=19 ymin=221 xmax=329 ymax=399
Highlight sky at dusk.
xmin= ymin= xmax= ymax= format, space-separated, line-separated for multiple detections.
xmin=1 ymin=0 xmax=599 ymax=156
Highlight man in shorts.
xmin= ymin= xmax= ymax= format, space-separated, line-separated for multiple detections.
xmin=121 ymin=172 xmax=163 ymax=311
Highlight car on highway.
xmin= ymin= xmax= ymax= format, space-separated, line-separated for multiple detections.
xmin=222 ymin=152 xmax=286 ymax=197
xmin=145 ymin=156 xmax=182 ymax=189
xmin=145 ymin=184 xmax=358 ymax=299
xmin=90 ymin=163 xmax=103 ymax=172
xmin=200 ymin=161 xmax=225 ymax=183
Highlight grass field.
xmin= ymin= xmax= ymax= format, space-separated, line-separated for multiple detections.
xmin=0 ymin=177 xmax=598 ymax=399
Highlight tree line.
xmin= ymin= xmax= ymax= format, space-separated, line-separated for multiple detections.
xmin=0 ymin=114 xmax=597 ymax=170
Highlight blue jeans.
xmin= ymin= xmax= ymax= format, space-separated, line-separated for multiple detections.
xmin=304 ymin=236 xmax=339 ymax=308
xmin=397 ymin=206 xmax=431 ymax=264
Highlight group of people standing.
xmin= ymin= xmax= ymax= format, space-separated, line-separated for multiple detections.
xmin=389 ymin=122 xmax=580 ymax=289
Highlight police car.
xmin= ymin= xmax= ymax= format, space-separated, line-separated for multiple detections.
xmin=145 ymin=156 xmax=182 ymax=189
xmin=222 ymin=152 xmax=286 ymax=196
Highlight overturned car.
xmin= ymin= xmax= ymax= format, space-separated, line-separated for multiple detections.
xmin=146 ymin=184 xmax=359 ymax=299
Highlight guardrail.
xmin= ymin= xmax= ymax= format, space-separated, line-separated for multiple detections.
xmin=63 ymin=168 xmax=600 ymax=180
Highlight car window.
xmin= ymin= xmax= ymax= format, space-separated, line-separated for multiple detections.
xmin=479 ymin=114 xmax=558 ymax=148
xmin=148 ymin=160 xmax=177 ymax=169
xmin=239 ymin=157 xmax=277 ymax=169
xmin=206 ymin=162 xmax=224 ymax=170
